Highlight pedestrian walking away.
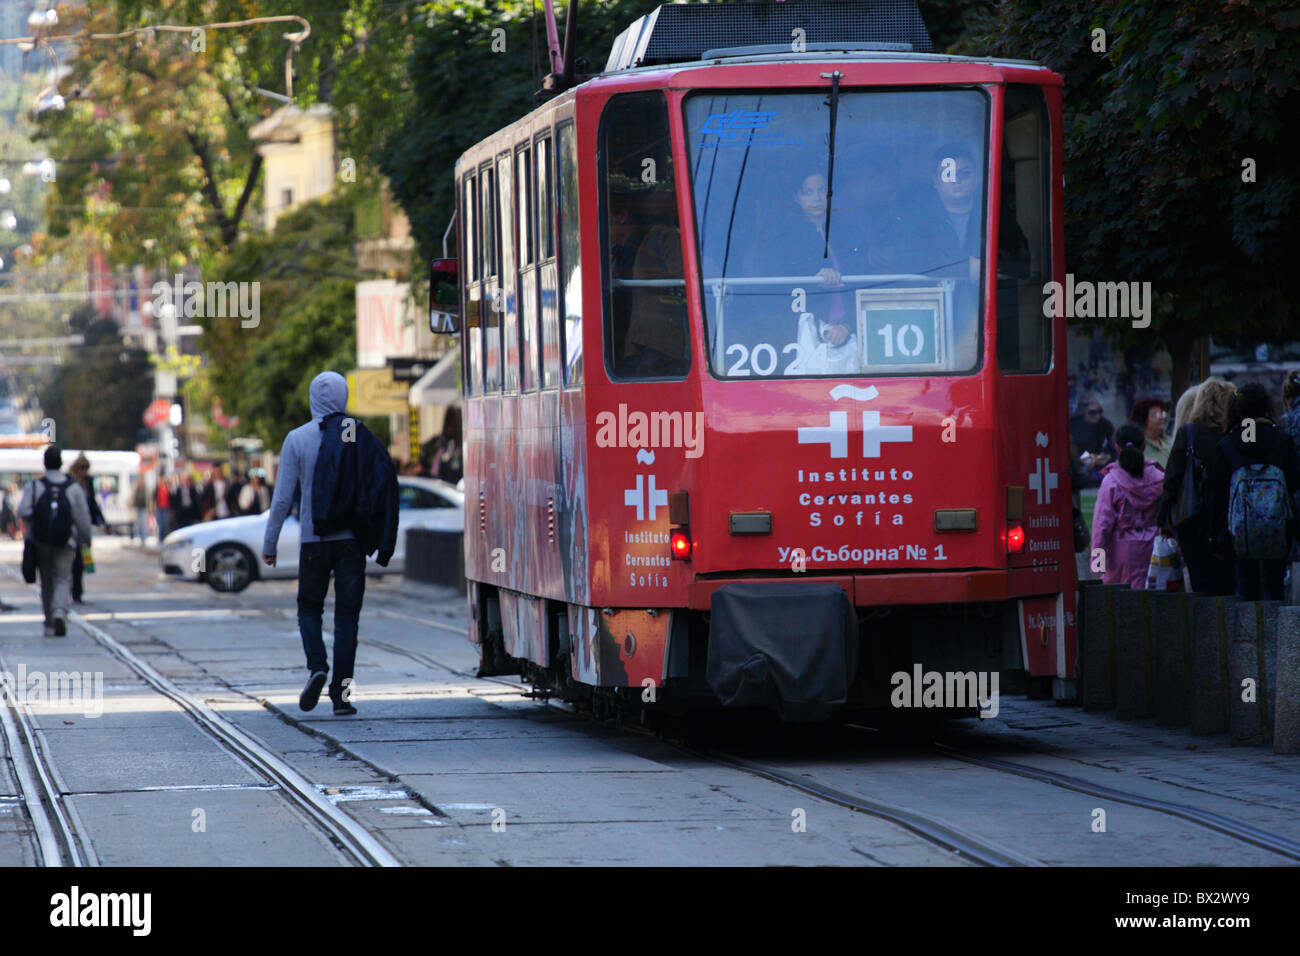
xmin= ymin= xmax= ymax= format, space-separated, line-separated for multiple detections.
xmin=17 ymin=446 xmax=93 ymax=636
xmin=1209 ymin=382 xmax=1300 ymax=601
xmin=262 ymin=371 xmax=399 ymax=716
xmin=1157 ymin=378 xmax=1236 ymax=594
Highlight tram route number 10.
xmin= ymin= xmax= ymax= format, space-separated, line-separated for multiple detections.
xmin=875 ymin=322 xmax=926 ymax=359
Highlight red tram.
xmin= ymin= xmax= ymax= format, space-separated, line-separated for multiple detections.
xmin=435 ymin=1 xmax=1076 ymax=720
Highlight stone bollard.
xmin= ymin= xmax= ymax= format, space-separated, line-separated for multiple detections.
xmin=1114 ymin=586 xmax=1152 ymax=719
xmin=1150 ymin=592 xmax=1192 ymax=727
xmin=1188 ymin=594 xmax=1237 ymax=736
xmin=1275 ymin=607 xmax=1300 ymax=755
xmin=1080 ymin=581 xmax=1115 ymax=712
xmin=1229 ymin=601 xmax=1283 ymax=746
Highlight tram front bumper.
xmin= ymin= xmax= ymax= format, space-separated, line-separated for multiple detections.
xmin=706 ymin=581 xmax=859 ymax=723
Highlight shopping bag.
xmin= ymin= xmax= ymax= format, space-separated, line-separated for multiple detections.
xmin=1146 ymin=534 xmax=1183 ymax=591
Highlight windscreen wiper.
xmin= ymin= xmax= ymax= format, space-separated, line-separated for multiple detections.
xmin=820 ymin=70 xmax=843 ymax=259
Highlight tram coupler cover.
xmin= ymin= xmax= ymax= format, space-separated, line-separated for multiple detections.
xmin=707 ymin=582 xmax=859 ymax=722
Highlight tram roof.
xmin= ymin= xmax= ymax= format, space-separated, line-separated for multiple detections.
xmin=455 ymin=49 xmax=1054 ymax=170
xmin=596 ymin=49 xmax=1049 ymax=79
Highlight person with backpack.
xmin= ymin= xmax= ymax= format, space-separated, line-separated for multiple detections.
xmin=1090 ymin=423 xmax=1165 ymax=589
xmin=17 ymin=445 xmax=93 ymax=636
xmin=1210 ymin=382 xmax=1300 ymax=601
xmin=1158 ymin=378 xmax=1236 ymax=594
xmin=262 ymin=371 xmax=398 ymax=716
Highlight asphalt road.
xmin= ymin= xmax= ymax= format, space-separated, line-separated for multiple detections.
xmin=1 ymin=537 xmax=1295 ymax=866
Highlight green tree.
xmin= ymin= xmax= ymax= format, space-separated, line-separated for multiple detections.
xmin=958 ymin=1 xmax=1300 ymax=392
xmin=38 ymin=304 xmax=153 ymax=449
xmin=382 ymin=0 xmax=650 ymax=262
xmin=202 ymin=188 xmax=389 ymax=446
xmin=35 ymin=0 xmax=423 ymax=269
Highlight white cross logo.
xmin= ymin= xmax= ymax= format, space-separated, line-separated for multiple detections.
xmin=798 ymin=410 xmax=849 ymax=458
xmin=623 ymin=474 xmax=667 ymax=521
xmin=1029 ymin=457 xmax=1058 ymax=505
xmin=860 ymin=411 xmax=913 ymax=458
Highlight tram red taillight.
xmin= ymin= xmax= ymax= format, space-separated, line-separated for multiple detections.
xmin=1006 ymin=525 xmax=1025 ymax=553
xmin=670 ymin=528 xmax=692 ymax=560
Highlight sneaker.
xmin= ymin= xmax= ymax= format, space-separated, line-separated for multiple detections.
xmin=52 ymin=618 xmax=67 ymax=637
xmin=299 ymin=671 xmax=328 ymax=711
xmin=43 ymin=623 xmax=54 ymax=637
xmin=333 ymin=700 xmax=357 ymax=716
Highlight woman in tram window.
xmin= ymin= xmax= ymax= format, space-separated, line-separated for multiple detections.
xmin=744 ymin=169 xmax=855 ymax=357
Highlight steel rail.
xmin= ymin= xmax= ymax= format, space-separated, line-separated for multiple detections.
xmin=68 ymin=611 xmax=401 ymax=868
xmin=932 ymin=740 xmax=1300 ymax=863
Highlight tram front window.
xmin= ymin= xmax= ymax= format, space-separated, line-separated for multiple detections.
xmin=684 ymin=89 xmax=994 ymax=378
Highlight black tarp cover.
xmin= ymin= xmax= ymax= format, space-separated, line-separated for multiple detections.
xmin=706 ymin=582 xmax=859 ymax=722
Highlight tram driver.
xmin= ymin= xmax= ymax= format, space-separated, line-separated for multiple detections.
xmin=906 ymin=143 xmax=1029 ymax=371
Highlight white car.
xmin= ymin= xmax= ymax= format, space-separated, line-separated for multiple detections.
xmin=161 ymin=476 xmax=464 ymax=592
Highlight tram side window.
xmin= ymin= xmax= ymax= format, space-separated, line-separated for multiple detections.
xmin=536 ymin=135 xmax=561 ymax=389
xmin=499 ymin=153 xmax=519 ymax=392
xmin=481 ymin=165 xmax=502 ymax=392
xmin=601 ymin=92 xmax=689 ymax=381
xmin=996 ymin=85 xmax=1052 ymax=374
xmin=463 ymin=175 xmax=483 ymax=397
xmin=558 ymin=122 xmax=582 ymax=385
xmin=518 ymin=146 xmax=540 ymax=392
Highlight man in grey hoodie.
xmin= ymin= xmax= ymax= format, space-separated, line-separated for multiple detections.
xmin=18 ymin=445 xmax=93 ymax=636
xmin=263 ymin=372 xmax=365 ymax=715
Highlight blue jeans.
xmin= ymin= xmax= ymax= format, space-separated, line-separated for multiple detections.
xmin=297 ymin=539 xmax=366 ymax=701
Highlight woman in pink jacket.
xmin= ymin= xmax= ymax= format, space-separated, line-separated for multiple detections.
xmin=1090 ymin=422 xmax=1165 ymax=588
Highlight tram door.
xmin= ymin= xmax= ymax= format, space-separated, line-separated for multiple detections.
xmin=994 ymin=83 xmax=1074 ymax=678
xmin=598 ymin=90 xmax=697 ymax=612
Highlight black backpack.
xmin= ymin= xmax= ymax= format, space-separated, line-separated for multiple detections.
xmin=31 ymin=478 xmax=72 ymax=546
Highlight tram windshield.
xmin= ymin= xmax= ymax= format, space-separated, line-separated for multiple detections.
xmin=684 ymin=89 xmax=1004 ymax=378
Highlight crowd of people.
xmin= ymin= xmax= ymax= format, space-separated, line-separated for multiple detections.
xmin=1076 ymin=373 xmax=1300 ymax=602
xmin=150 ymin=465 xmax=273 ymax=541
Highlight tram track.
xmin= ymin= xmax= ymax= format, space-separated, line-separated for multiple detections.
xmin=354 ymin=626 xmax=1036 ymax=866
xmin=0 ymin=564 xmax=401 ymax=867
xmin=22 ymin=568 xmax=1294 ymax=868
xmin=0 ymin=651 xmax=95 ymax=867
xmin=928 ymin=739 xmax=1300 ymax=863
xmin=66 ymin=610 xmax=402 ymax=867
xmin=358 ymin=609 xmax=1300 ymax=867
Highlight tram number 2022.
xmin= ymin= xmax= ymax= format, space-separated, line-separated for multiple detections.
xmin=725 ymin=323 xmax=927 ymax=376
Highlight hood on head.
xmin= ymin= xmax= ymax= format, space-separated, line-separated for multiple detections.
xmin=310 ymin=371 xmax=349 ymax=421
xmin=1101 ymin=459 xmax=1165 ymax=506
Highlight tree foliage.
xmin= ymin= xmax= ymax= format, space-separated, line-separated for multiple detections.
xmin=34 ymin=0 xmax=422 ymax=270
xmin=38 ymin=304 xmax=153 ymax=449
xmin=382 ymin=0 xmax=651 ymax=262
xmin=958 ymin=0 xmax=1299 ymax=371
xmin=201 ymin=189 xmax=364 ymax=446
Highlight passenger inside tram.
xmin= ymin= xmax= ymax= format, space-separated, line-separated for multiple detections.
xmin=743 ymin=170 xmax=854 ymax=349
